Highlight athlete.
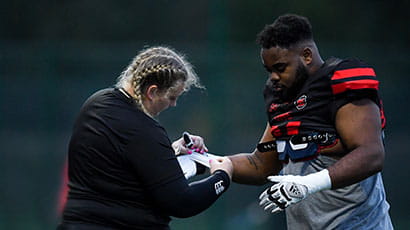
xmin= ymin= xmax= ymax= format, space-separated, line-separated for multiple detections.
xmin=228 ymin=14 xmax=393 ymax=229
xmin=57 ymin=46 xmax=233 ymax=230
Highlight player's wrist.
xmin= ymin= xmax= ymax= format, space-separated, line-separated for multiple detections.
xmin=303 ymin=169 xmax=332 ymax=194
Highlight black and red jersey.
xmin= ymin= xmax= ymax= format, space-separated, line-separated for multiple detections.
xmin=263 ymin=57 xmax=386 ymax=140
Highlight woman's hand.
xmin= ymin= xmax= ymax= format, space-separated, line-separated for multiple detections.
xmin=210 ymin=157 xmax=233 ymax=180
xmin=172 ymin=133 xmax=209 ymax=155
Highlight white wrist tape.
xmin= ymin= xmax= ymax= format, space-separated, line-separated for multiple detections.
xmin=177 ymin=155 xmax=197 ymax=179
xmin=188 ymin=152 xmax=219 ymax=168
xmin=303 ymin=169 xmax=332 ymax=194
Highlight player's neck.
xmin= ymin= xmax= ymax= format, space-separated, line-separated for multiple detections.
xmin=308 ymin=54 xmax=324 ymax=76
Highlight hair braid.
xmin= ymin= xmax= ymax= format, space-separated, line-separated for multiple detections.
xmin=116 ymin=46 xmax=203 ymax=115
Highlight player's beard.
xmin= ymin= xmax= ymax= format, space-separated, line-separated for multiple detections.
xmin=277 ymin=65 xmax=309 ymax=102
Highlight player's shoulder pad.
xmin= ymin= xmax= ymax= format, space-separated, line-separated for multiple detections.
xmin=330 ymin=58 xmax=379 ymax=95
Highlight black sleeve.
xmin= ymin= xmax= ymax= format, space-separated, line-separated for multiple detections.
xmin=123 ymin=124 xmax=230 ymax=218
xmin=150 ymin=170 xmax=230 ymax=218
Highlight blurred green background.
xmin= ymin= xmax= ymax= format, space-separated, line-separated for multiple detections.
xmin=1 ymin=0 xmax=409 ymax=229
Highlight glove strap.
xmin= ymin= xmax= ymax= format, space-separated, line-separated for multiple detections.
xmin=257 ymin=141 xmax=277 ymax=152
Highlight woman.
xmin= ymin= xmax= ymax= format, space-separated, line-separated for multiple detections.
xmin=58 ymin=46 xmax=233 ymax=229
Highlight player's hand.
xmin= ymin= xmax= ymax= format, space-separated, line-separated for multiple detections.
xmin=259 ymin=175 xmax=308 ymax=213
xmin=209 ymin=157 xmax=233 ymax=180
xmin=259 ymin=170 xmax=331 ymax=214
xmin=172 ymin=133 xmax=208 ymax=155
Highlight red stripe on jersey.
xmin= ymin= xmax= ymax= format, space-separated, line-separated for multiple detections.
xmin=331 ymin=79 xmax=379 ymax=94
xmin=273 ymin=112 xmax=291 ymax=121
xmin=270 ymin=125 xmax=282 ymax=137
xmin=331 ymin=67 xmax=376 ymax=80
xmin=286 ymin=121 xmax=301 ymax=135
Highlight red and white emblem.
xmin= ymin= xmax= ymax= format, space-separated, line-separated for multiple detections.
xmin=294 ymin=95 xmax=307 ymax=110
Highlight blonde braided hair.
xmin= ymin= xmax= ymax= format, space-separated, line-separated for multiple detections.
xmin=116 ymin=46 xmax=203 ymax=115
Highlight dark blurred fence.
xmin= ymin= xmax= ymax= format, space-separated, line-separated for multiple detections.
xmin=1 ymin=39 xmax=409 ymax=229
xmin=1 ymin=1 xmax=410 ymax=229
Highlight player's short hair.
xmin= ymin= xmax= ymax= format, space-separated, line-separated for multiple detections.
xmin=256 ymin=14 xmax=313 ymax=49
xmin=116 ymin=46 xmax=203 ymax=114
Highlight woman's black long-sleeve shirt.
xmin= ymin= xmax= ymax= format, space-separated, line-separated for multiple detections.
xmin=60 ymin=88 xmax=230 ymax=230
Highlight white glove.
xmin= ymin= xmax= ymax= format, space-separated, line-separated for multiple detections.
xmin=259 ymin=169 xmax=331 ymax=214
xmin=177 ymin=155 xmax=197 ymax=179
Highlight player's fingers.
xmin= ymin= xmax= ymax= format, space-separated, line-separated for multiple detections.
xmin=272 ymin=198 xmax=287 ymax=210
xmin=276 ymin=194 xmax=288 ymax=204
xmin=267 ymin=175 xmax=285 ymax=183
xmin=267 ymin=191 xmax=287 ymax=209
xmin=263 ymin=202 xmax=276 ymax=211
xmin=271 ymin=206 xmax=283 ymax=214
xmin=259 ymin=195 xmax=269 ymax=205
xmin=260 ymin=187 xmax=278 ymax=205
xmin=259 ymin=196 xmax=271 ymax=206
xmin=259 ymin=189 xmax=268 ymax=200
xmin=269 ymin=185 xmax=283 ymax=199
xmin=269 ymin=192 xmax=281 ymax=202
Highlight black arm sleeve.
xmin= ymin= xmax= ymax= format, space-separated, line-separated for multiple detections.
xmin=150 ymin=170 xmax=230 ymax=218
xmin=124 ymin=124 xmax=230 ymax=218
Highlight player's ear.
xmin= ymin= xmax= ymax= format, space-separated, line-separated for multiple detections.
xmin=301 ymin=47 xmax=313 ymax=65
xmin=145 ymin=85 xmax=159 ymax=100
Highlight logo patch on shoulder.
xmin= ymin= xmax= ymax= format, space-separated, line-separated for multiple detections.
xmin=294 ymin=95 xmax=307 ymax=110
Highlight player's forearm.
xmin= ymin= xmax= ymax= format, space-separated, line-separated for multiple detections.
xmin=328 ymin=144 xmax=385 ymax=189
xmin=229 ymin=153 xmax=279 ymax=185
xmin=228 ymin=122 xmax=280 ymax=185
